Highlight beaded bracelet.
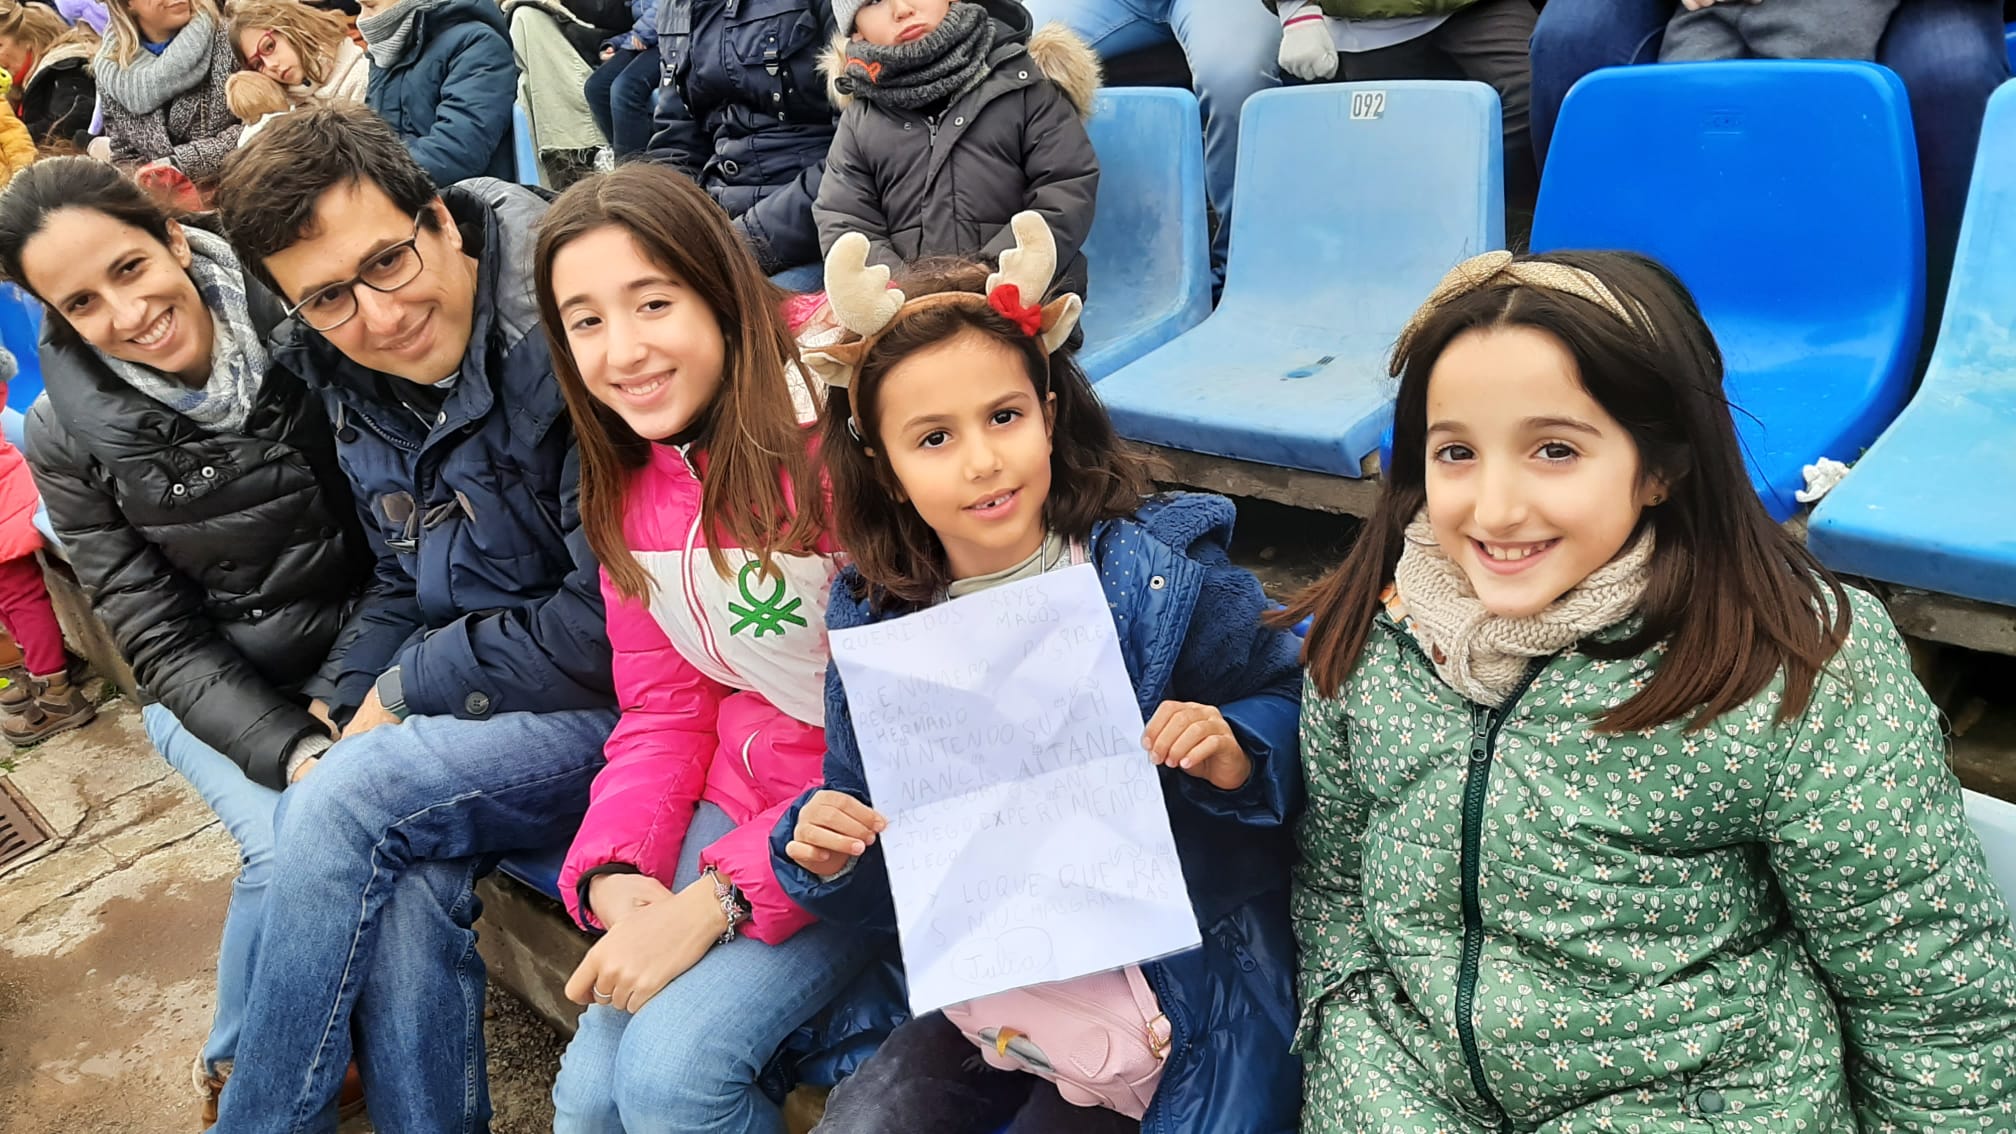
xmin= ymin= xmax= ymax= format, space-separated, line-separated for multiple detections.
xmin=702 ymin=865 xmax=750 ymax=944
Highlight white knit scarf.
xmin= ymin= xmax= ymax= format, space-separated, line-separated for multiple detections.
xmin=1392 ymin=514 xmax=1654 ymax=706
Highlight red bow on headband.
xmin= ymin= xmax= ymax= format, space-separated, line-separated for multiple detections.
xmin=987 ymin=284 xmax=1044 ymax=337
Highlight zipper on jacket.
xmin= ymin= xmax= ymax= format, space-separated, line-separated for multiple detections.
xmin=1454 ymin=663 xmax=1542 ymax=1134
xmin=1139 ymin=962 xmax=1179 ymax=1134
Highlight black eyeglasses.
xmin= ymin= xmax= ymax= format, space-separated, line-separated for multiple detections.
xmin=284 ymin=211 xmax=429 ymax=332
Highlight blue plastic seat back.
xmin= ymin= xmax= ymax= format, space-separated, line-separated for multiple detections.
xmin=1532 ymin=62 xmax=1923 ymax=519
xmin=513 ymin=102 xmax=544 ymax=189
xmin=1220 ymin=81 xmax=1503 ymax=332
xmin=1095 ymin=82 xmax=1502 ymax=478
xmin=0 ymin=285 xmax=44 ymax=411
xmin=1077 ymin=88 xmax=1212 ymax=382
xmin=498 ymin=843 xmax=569 ymax=901
xmin=1965 ymin=790 xmax=2016 ymax=911
xmin=1808 ymin=80 xmax=2016 ymax=606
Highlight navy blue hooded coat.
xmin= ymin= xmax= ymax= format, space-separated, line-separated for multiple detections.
xmin=773 ymin=493 xmax=1306 ymax=1134
xmin=271 ymin=179 xmax=614 ymax=723
xmin=366 ymin=0 xmax=520 ymax=185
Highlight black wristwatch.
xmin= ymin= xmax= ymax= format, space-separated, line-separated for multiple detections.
xmin=376 ymin=667 xmax=409 ymax=721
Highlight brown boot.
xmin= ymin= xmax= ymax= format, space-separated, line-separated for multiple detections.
xmin=195 ymin=1057 xmax=362 ymax=1127
xmin=337 ymin=1061 xmax=365 ymax=1121
xmin=1 ymin=670 xmax=96 ymax=747
xmin=195 ymin=1058 xmax=227 ymax=1128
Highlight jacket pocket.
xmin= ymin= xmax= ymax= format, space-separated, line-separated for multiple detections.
xmin=727 ymin=0 xmax=817 ymax=103
xmin=1293 ymin=964 xmax=1372 ymax=1054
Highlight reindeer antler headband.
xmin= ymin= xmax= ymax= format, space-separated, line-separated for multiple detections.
xmin=800 ymin=212 xmax=1084 ymax=409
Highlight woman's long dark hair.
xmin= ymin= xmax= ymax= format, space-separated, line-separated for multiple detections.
xmin=1280 ymin=250 xmax=1850 ymax=732
xmin=533 ymin=163 xmax=826 ymax=600
xmin=0 ymin=156 xmax=187 ymax=349
xmin=822 ymin=259 xmax=1156 ymax=610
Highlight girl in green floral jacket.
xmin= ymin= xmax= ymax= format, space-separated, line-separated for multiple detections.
xmin=1281 ymin=248 xmax=2016 ymax=1132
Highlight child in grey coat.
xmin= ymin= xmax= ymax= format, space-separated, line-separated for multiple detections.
xmin=1660 ymin=0 xmax=1900 ymax=62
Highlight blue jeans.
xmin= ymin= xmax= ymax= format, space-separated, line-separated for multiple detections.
xmin=587 ymin=47 xmax=662 ymax=157
xmin=144 ymin=704 xmax=280 ymax=1077
xmin=1530 ymin=0 xmax=2007 ymax=295
xmin=1023 ymin=0 xmax=1281 ymax=282
xmin=769 ymin=263 xmax=824 ymax=292
xmin=551 ymin=800 xmax=883 ymax=1134
xmin=212 ymin=707 xmax=617 ymax=1134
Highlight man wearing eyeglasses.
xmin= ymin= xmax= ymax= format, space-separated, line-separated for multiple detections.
xmin=207 ymin=103 xmax=617 ymax=1132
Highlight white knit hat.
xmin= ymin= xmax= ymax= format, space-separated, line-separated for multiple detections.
xmin=833 ymin=0 xmax=865 ymax=35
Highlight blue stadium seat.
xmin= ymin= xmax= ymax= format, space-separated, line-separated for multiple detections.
xmin=498 ymin=843 xmax=569 ymax=901
xmin=1078 ymin=88 xmax=1212 ymax=382
xmin=1965 ymin=790 xmax=2016 ymax=909
xmin=1095 ymin=82 xmax=1503 ymax=477
xmin=0 ymin=285 xmax=45 ymax=412
xmin=513 ymin=103 xmax=544 ymax=190
xmin=1532 ymin=61 xmax=1924 ymax=521
xmin=1809 ymin=81 xmax=2016 ymax=607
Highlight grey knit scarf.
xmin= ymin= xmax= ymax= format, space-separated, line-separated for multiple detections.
xmin=360 ymin=0 xmax=453 ymax=69
xmin=98 ymin=228 xmax=269 ymax=434
xmin=834 ymin=1 xmax=994 ymax=112
xmin=93 ymin=11 xmax=216 ymax=114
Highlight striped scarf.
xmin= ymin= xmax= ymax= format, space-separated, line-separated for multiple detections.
xmin=98 ymin=228 xmax=268 ymax=434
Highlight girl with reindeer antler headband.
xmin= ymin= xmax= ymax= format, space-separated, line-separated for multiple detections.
xmin=773 ymin=212 xmax=1307 ymax=1134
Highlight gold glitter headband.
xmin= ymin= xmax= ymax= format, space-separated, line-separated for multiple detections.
xmin=1393 ymin=250 xmax=1649 ymax=366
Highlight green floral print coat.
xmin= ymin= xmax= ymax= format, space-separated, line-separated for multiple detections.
xmin=1294 ymin=587 xmax=2016 ymax=1132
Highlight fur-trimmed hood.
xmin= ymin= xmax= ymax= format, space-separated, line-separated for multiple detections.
xmin=818 ymin=12 xmax=1100 ymax=119
xmin=36 ymin=38 xmax=98 ymax=77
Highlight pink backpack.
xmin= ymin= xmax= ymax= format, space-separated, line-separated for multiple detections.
xmin=938 ymin=965 xmax=1171 ymax=1118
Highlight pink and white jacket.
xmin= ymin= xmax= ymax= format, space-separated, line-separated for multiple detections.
xmin=558 ymin=436 xmax=839 ymax=943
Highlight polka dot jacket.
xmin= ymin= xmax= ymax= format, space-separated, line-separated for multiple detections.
xmin=1293 ymin=584 xmax=2016 ymax=1133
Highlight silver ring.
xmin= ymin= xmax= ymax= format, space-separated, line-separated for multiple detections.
xmin=593 ymin=989 xmax=614 ymax=1005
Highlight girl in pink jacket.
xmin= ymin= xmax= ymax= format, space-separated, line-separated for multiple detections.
xmin=534 ymin=162 xmax=881 ymax=1133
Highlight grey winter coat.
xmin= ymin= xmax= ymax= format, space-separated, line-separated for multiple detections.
xmin=97 ymin=19 xmax=243 ymax=182
xmin=813 ymin=0 xmax=1101 ymax=300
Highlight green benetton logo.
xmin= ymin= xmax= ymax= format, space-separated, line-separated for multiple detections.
xmin=729 ymin=561 xmax=806 ymax=638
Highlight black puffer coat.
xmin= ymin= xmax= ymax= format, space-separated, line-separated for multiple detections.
xmin=25 ymin=266 xmax=372 ymax=789
xmin=18 ymin=40 xmax=96 ymax=150
xmin=645 ymin=0 xmax=839 ymax=272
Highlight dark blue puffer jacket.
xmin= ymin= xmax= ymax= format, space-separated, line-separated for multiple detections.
xmin=367 ymin=0 xmax=519 ymax=185
xmin=605 ymin=0 xmax=659 ymax=50
xmin=773 ymin=492 xmax=1306 ymax=1134
xmin=269 ymin=179 xmax=615 ymax=725
xmin=645 ymin=0 xmax=838 ymax=273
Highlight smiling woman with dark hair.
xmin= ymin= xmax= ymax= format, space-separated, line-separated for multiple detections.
xmin=0 ymin=154 xmax=370 ymax=1121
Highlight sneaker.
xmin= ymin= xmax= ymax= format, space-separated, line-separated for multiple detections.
xmin=1 ymin=670 xmax=95 ymax=747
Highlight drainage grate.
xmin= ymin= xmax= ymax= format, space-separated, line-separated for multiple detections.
xmin=0 ymin=778 xmax=51 ymax=868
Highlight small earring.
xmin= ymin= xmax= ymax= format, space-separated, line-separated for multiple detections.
xmin=1650 ymin=494 xmax=1665 ymax=505
xmin=846 ymin=417 xmax=864 ymax=444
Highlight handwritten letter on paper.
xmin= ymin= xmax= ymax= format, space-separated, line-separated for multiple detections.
xmin=828 ymin=563 xmax=1200 ymax=1015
